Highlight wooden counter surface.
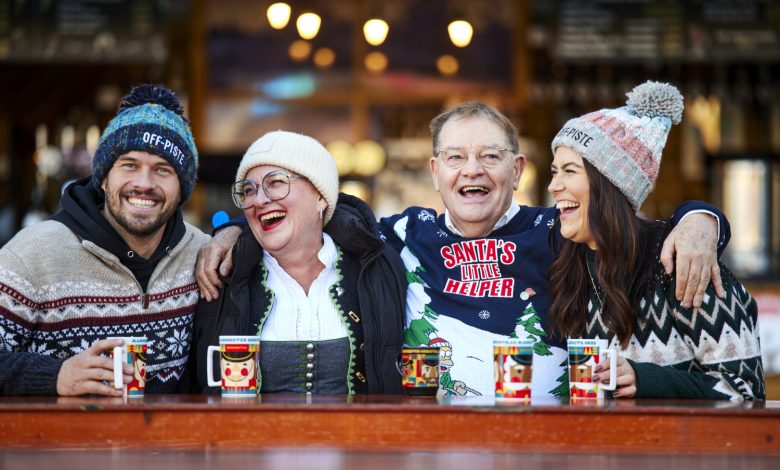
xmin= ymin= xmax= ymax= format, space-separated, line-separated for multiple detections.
xmin=1 ymin=395 xmax=779 ymax=455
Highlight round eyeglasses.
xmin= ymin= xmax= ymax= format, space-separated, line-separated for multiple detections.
xmin=436 ymin=145 xmax=513 ymax=169
xmin=231 ymin=170 xmax=307 ymax=209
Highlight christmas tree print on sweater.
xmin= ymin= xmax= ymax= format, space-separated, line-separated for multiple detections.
xmin=380 ymin=206 xmax=569 ymax=398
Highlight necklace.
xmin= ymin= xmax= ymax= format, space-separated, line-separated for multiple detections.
xmin=585 ymin=257 xmax=605 ymax=311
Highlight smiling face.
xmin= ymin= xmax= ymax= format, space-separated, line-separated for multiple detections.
xmin=221 ymin=357 xmax=255 ymax=385
xmin=101 ymin=151 xmax=180 ymax=252
xmin=243 ymin=165 xmax=327 ymax=260
xmin=548 ymin=146 xmax=595 ymax=249
xmin=429 ymin=116 xmax=525 ymax=238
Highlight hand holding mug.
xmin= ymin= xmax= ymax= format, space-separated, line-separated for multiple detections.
xmin=594 ymin=355 xmax=636 ymax=398
xmin=56 ymin=339 xmax=132 ymax=397
xmin=567 ymin=338 xmax=617 ymax=400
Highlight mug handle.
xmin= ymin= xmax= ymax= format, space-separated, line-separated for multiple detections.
xmin=206 ymin=345 xmax=221 ymax=387
xmin=112 ymin=345 xmax=124 ymax=389
xmin=599 ymin=349 xmax=618 ymax=391
xmin=395 ymin=352 xmax=405 ymax=376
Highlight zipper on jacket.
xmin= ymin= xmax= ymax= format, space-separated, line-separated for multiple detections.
xmin=140 ymin=292 xmax=149 ymax=309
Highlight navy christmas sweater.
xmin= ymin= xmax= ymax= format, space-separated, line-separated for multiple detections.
xmin=380 ymin=205 xmax=568 ymax=398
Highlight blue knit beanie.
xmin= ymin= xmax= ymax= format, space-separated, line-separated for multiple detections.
xmin=92 ymin=84 xmax=198 ymax=203
xmin=551 ymin=81 xmax=684 ymax=210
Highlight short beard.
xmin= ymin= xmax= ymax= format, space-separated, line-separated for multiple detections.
xmin=104 ymin=189 xmax=176 ymax=238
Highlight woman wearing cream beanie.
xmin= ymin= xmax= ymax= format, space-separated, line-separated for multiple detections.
xmin=188 ymin=130 xmax=406 ymax=396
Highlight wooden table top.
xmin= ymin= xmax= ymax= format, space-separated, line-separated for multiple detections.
xmin=1 ymin=395 xmax=779 ymax=455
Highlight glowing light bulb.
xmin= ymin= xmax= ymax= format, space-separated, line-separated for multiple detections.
xmin=313 ymin=47 xmax=335 ymax=68
xmin=436 ymin=54 xmax=458 ymax=76
xmin=267 ymin=3 xmax=291 ymax=29
xmin=364 ymin=51 xmax=388 ymax=73
xmin=363 ymin=19 xmax=389 ymax=46
xmin=296 ymin=12 xmax=321 ymax=40
xmin=448 ymin=20 xmax=473 ymax=47
xmin=288 ymin=40 xmax=312 ymax=62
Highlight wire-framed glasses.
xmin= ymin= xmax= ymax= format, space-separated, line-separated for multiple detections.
xmin=436 ymin=145 xmax=513 ymax=169
xmin=231 ymin=170 xmax=307 ymax=209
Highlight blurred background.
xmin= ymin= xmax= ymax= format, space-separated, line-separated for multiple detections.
xmin=0 ymin=0 xmax=779 ymax=396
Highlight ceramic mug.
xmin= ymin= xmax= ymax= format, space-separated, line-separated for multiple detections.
xmin=399 ymin=346 xmax=440 ymax=396
xmin=567 ymin=338 xmax=617 ymax=399
xmin=493 ymin=339 xmax=534 ymax=400
xmin=108 ymin=336 xmax=149 ymax=398
xmin=207 ymin=336 xmax=261 ymax=396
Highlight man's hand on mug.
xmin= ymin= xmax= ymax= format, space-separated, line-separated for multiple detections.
xmin=56 ymin=339 xmax=132 ymax=396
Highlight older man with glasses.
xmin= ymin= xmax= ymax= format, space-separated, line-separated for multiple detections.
xmin=198 ymin=102 xmax=729 ymax=399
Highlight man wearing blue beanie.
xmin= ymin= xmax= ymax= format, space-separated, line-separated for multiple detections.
xmin=0 ymin=84 xmax=209 ymax=396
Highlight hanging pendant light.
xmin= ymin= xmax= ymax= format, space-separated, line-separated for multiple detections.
xmin=448 ymin=20 xmax=473 ymax=47
xmin=363 ymin=19 xmax=389 ymax=46
xmin=297 ymin=12 xmax=321 ymax=40
xmin=267 ymin=3 xmax=291 ymax=29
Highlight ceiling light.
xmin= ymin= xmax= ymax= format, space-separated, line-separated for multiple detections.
xmin=267 ymin=3 xmax=291 ymax=29
xmin=313 ymin=47 xmax=336 ymax=68
xmin=364 ymin=51 xmax=388 ymax=73
xmin=448 ymin=20 xmax=473 ymax=47
xmin=363 ymin=19 xmax=389 ymax=46
xmin=296 ymin=12 xmax=321 ymax=40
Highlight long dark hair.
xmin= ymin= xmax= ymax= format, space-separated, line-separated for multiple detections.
xmin=548 ymin=159 xmax=665 ymax=348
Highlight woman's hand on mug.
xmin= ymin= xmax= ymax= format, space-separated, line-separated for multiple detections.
xmin=594 ymin=355 xmax=636 ymax=398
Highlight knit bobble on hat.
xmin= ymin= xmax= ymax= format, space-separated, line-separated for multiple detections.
xmin=236 ymin=131 xmax=339 ymax=225
xmin=626 ymin=81 xmax=684 ymax=125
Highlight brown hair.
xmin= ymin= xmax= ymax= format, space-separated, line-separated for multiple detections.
xmin=429 ymin=101 xmax=519 ymax=155
xmin=548 ymin=159 xmax=665 ymax=348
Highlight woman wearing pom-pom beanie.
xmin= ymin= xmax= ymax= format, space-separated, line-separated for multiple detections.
xmin=547 ymin=81 xmax=764 ymax=400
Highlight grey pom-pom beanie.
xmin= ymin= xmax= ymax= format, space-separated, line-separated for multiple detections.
xmin=551 ymin=81 xmax=684 ymax=209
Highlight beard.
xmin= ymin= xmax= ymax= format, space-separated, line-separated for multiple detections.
xmin=103 ymin=187 xmax=177 ymax=238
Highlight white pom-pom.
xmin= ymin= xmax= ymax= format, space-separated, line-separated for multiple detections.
xmin=626 ymin=81 xmax=684 ymax=125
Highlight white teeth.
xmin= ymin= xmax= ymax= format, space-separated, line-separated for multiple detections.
xmin=461 ymin=186 xmax=488 ymax=193
xmin=260 ymin=211 xmax=286 ymax=224
xmin=556 ymin=201 xmax=579 ymax=210
xmin=128 ymin=197 xmax=156 ymax=208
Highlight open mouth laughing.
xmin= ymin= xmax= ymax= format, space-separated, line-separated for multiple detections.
xmin=556 ymin=200 xmax=580 ymax=218
xmin=458 ymin=185 xmax=490 ymax=197
xmin=259 ymin=210 xmax=286 ymax=230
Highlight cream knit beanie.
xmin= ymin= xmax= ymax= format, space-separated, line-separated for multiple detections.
xmin=236 ymin=130 xmax=339 ymax=224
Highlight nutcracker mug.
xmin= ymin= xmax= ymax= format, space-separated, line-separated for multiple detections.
xmin=399 ymin=346 xmax=440 ymax=396
xmin=207 ymin=336 xmax=261 ymax=396
xmin=108 ymin=336 xmax=149 ymax=398
xmin=567 ymin=338 xmax=616 ymax=399
xmin=493 ymin=339 xmax=534 ymax=400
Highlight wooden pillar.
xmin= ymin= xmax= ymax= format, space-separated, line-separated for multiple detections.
xmin=351 ymin=0 xmax=369 ymax=142
xmin=511 ymin=0 xmax=531 ymax=110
